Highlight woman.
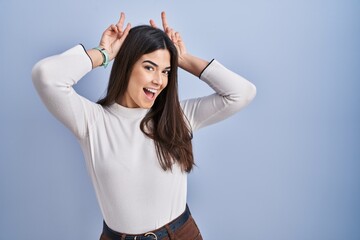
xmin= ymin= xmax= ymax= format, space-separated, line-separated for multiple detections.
xmin=32 ymin=12 xmax=256 ymax=240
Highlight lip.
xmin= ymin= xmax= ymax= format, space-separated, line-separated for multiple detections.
xmin=143 ymin=87 xmax=159 ymax=101
xmin=144 ymin=87 xmax=159 ymax=94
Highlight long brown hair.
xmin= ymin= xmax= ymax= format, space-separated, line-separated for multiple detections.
xmin=98 ymin=25 xmax=194 ymax=172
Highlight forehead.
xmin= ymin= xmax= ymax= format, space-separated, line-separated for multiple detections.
xmin=138 ymin=49 xmax=171 ymax=67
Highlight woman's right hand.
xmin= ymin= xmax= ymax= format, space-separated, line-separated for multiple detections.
xmin=88 ymin=12 xmax=131 ymax=68
xmin=99 ymin=12 xmax=131 ymax=61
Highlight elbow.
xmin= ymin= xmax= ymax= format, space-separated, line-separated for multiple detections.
xmin=32 ymin=61 xmax=44 ymax=87
xmin=239 ymin=82 xmax=257 ymax=108
xmin=31 ymin=60 xmax=54 ymax=89
xmin=246 ymin=82 xmax=257 ymax=103
xmin=226 ymin=81 xmax=257 ymax=111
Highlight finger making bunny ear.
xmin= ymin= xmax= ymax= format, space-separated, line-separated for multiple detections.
xmin=149 ymin=12 xmax=179 ymax=42
xmin=149 ymin=12 xmax=169 ymax=31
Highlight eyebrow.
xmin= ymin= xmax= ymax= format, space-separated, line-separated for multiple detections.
xmin=142 ymin=60 xmax=171 ymax=70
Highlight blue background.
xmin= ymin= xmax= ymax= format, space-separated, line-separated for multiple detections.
xmin=1 ymin=0 xmax=359 ymax=239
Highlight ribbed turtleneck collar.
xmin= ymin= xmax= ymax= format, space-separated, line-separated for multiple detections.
xmin=108 ymin=102 xmax=150 ymax=119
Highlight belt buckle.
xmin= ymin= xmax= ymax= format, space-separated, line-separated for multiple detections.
xmin=144 ymin=232 xmax=158 ymax=240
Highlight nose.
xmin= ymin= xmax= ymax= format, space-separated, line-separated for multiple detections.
xmin=152 ymin=71 xmax=163 ymax=85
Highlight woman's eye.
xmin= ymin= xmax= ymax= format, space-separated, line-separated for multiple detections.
xmin=163 ymin=70 xmax=170 ymax=76
xmin=145 ymin=66 xmax=154 ymax=71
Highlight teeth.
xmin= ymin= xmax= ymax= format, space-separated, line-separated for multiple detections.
xmin=145 ymin=88 xmax=157 ymax=94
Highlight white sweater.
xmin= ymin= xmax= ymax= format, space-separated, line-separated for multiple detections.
xmin=32 ymin=45 xmax=256 ymax=234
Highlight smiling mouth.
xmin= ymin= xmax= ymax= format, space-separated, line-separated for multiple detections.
xmin=143 ymin=88 xmax=157 ymax=99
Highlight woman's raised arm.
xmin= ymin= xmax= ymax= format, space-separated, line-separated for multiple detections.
xmin=151 ymin=12 xmax=256 ymax=131
xmin=32 ymin=13 xmax=131 ymax=139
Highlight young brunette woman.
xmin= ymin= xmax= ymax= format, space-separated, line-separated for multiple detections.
xmin=32 ymin=12 xmax=256 ymax=240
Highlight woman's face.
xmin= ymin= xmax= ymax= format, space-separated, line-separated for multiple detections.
xmin=119 ymin=49 xmax=171 ymax=109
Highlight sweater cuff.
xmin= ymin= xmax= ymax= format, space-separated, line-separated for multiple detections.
xmin=58 ymin=44 xmax=93 ymax=83
xmin=80 ymin=44 xmax=94 ymax=68
xmin=198 ymin=59 xmax=215 ymax=78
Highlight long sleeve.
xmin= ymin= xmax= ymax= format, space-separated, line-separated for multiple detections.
xmin=181 ymin=60 xmax=256 ymax=131
xmin=32 ymin=45 xmax=101 ymax=139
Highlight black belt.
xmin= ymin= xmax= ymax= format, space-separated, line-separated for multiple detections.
xmin=102 ymin=205 xmax=191 ymax=240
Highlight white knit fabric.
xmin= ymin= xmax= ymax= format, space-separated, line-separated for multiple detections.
xmin=32 ymin=45 xmax=256 ymax=234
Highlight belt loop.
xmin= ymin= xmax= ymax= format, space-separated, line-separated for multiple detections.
xmin=165 ymin=224 xmax=175 ymax=240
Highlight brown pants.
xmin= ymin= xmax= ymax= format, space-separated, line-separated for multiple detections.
xmin=100 ymin=216 xmax=203 ymax=240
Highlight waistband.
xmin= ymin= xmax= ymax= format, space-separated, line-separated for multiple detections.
xmin=102 ymin=205 xmax=191 ymax=240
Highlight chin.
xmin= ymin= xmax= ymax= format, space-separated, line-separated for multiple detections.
xmin=140 ymin=103 xmax=154 ymax=109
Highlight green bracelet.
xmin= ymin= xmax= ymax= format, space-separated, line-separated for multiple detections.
xmin=93 ymin=47 xmax=110 ymax=68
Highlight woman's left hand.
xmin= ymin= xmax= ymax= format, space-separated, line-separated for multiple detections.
xmin=150 ymin=12 xmax=187 ymax=67
xmin=150 ymin=12 xmax=208 ymax=77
